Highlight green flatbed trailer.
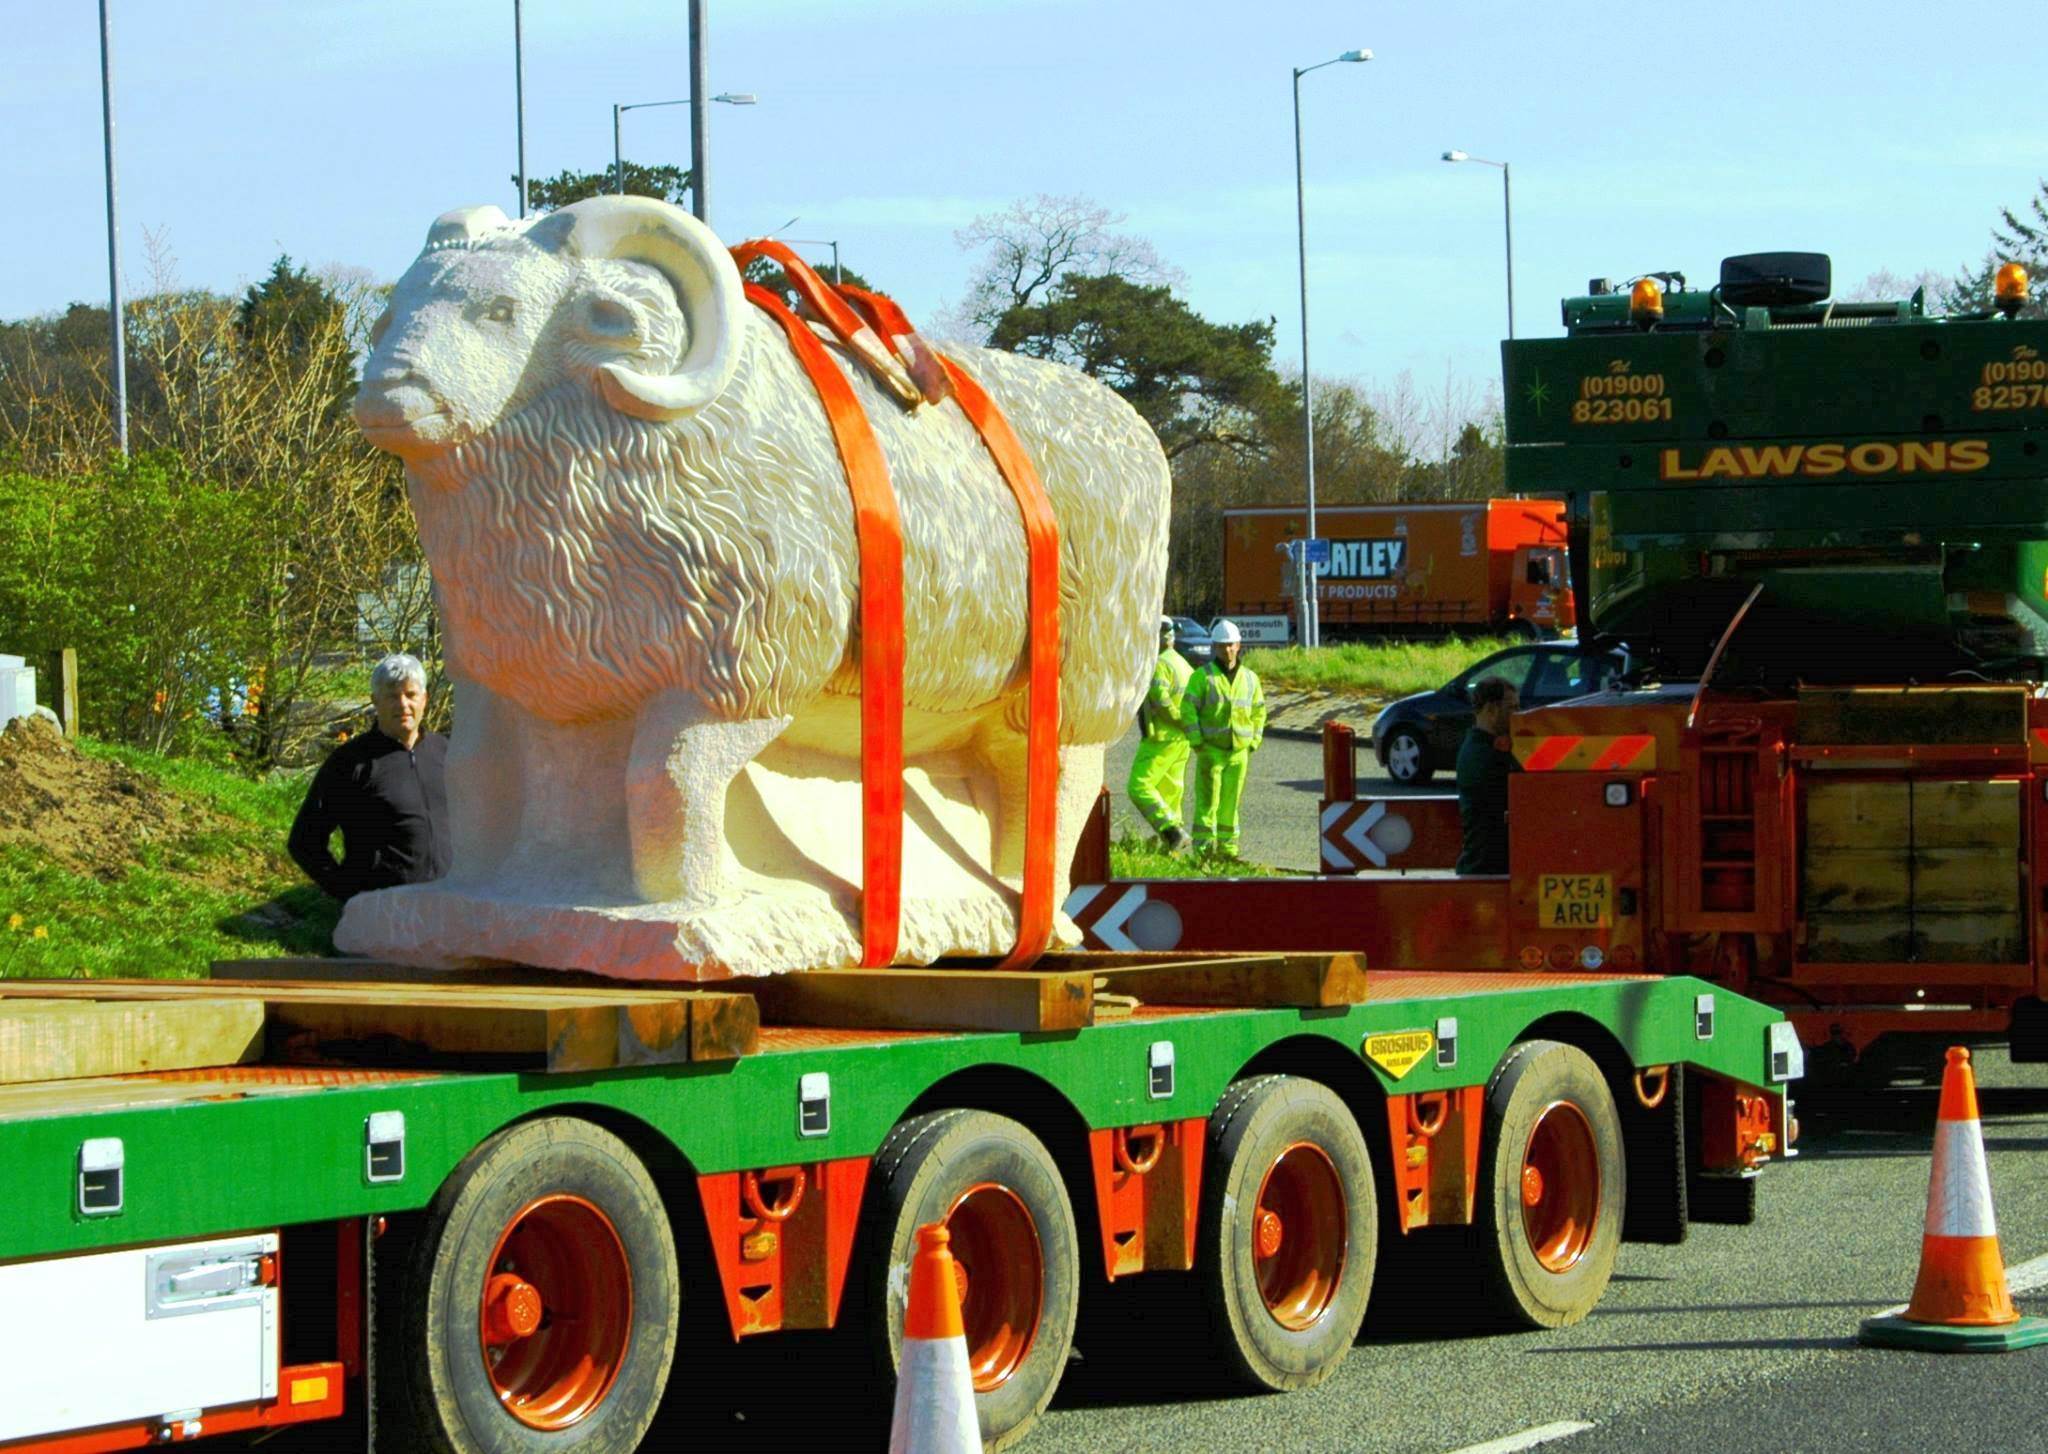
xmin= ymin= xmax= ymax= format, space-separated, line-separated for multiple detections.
xmin=0 ymin=959 xmax=1797 ymax=1452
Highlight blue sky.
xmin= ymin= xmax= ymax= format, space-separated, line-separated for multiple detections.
xmin=6 ymin=0 xmax=2045 ymax=413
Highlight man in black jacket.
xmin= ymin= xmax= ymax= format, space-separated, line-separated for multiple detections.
xmin=289 ymin=653 xmax=451 ymax=901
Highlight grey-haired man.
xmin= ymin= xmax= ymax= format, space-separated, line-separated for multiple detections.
xmin=288 ymin=654 xmax=451 ymax=900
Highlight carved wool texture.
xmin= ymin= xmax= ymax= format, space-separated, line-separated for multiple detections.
xmin=409 ymin=303 xmax=1169 ymax=742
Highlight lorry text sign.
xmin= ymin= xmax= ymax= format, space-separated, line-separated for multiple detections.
xmin=1324 ymin=539 xmax=1409 ymax=580
xmin=1658 ymin=439 xmax=1990 ymax=482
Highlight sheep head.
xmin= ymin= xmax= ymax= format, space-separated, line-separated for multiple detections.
xmin=355 ymin=196 xmax=746 ymax=463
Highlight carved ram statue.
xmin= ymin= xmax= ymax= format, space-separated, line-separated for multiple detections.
xmin=342 ymin=196 xmax=1170 ymax=978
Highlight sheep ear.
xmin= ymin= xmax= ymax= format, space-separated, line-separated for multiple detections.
xmin=546 ymin=197 xmax=743 ymax=420
xmin=426 ymin=206 xmax=513 ymax=248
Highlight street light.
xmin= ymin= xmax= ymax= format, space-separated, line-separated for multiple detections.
xmin=1291 ymin=47 xmax=1371 ymax=649
xmin=614 ymin=93 xmax=755 ymax=198
xmin=1442 ymin=150 xmax=1514 ymax=340
xmin=784 ymin=237 xmax=842 ymax=283
xmin=97 ymin=0 xmax=128 ymax=456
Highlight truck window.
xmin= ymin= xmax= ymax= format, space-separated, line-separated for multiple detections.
xmin=1526 ymin=552 xmax=1559 ymax=587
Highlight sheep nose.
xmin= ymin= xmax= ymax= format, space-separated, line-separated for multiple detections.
xmin=353 ymin=377 xmax=439 ymax=428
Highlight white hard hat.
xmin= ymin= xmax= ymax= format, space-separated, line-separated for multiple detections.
xmin=1160 ymin=616 xmax=1176 ymax=637
xmin=1210 ymin=619 xmax=1242 ymax=647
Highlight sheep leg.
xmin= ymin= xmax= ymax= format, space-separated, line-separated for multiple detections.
xmin=625 ymin=691 xmax=792 ymax=905
xmin=442 ymin=678 xmax=523 ymax=884
xmin=977 ymin=719 xmax=1102 ymax=948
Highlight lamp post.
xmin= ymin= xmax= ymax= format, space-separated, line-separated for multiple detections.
xmin=513 ymin=0 xmax=527 ymax=217
xmin=1442 ymin=150 xmax=1514 ymax=339
xmin=1292 ymin=47 xmax=1370 ymax=649
xmin=98 ymin=0 xmax=128 ymax=456
xmin=783 ymin=236 xmax=842 ymax=283
xmin=614 ymin=93 xmax=755 ymax=199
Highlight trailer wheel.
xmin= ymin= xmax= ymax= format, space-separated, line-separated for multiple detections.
xmin=1471 ymin=1041 xmax=1625 ymax=1328
xmin=1384 ymin=728 xmax=1433 ymax=785
xmin=1198 ymin=1075 xmax=1376 ymax=1392
xmin=380 ymin=1117 xmax=679 ymax=1454
xmin=859 ymin=1109 xmax=1079 ymax=1452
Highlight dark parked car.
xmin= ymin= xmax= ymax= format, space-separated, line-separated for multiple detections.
xmin=1169 ymin=616 xmax=1213 ymax=669
xmin=1370 ymin=643 xmax=1627 ymax=784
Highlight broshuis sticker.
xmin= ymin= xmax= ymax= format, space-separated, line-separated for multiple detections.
xmin=1364 ymin=1030 xmax=1435 ymax=1080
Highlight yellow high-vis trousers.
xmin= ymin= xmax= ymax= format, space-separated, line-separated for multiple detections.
xmin=1126 ymin=736 xmax=1189 ymax=837
xmin=1191 ymin=746 xmax=1251 ymax=855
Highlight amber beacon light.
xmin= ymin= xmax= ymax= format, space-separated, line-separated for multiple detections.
xmin=1995 ymin=262 xmax=2030 ymax=317
xmin=1629 ymin=276 xmax=1664 ymax=329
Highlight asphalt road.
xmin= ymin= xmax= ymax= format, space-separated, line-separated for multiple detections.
xmin=1104 ymin=724 xmax=1424 ymax=873
xmin=1028 ymin=1049 xmax=2048 ymax=1454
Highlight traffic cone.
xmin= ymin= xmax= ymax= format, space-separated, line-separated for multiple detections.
xmin=888 ymin=1223 xmax=981 ymax=1453
xmin=1860 ymin=1046 xmax=2048 ymax=1351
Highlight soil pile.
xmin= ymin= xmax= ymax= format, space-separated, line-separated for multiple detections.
xmin=0 ymin=716 xmax=223 ymax=879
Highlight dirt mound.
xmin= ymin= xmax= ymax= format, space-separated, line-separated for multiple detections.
xmin=0 ymin=716 xmax=225 ymax=879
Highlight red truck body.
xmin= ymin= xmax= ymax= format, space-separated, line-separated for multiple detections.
xmin=1220 ymin=498 xmax=1574 ymax=639
xmin=1076 ymin=683 xmax=2048 ymax=1072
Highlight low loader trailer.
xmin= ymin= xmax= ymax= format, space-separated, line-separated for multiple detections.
xmin=0 ymin=954 xmax=1794 ymax=1451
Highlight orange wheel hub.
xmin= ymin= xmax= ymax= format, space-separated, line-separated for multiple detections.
xmin=478 ymin=1194 xmax=634 ymax=1430
xmin=944 ymin=1183 xmax=1042 ymax=1392
xmin=483 ymin=1274 xmax=544 ymax=1343
xmin=1520 ymin=1101 xmax=1599 ymax=1273
xmin=1253 ymin=1142 xmax=1346 ymax=1331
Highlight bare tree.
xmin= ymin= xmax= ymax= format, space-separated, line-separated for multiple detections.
xmin=1840 ymin=267 xmax=1949 ymax=305
xmin=954 ymin=193 xmax=1183 ymax=338
xmin=0 ymin=242 xmax=434 ymax=763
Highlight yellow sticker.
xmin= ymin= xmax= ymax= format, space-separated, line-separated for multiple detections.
xmin=1364 ymin=1030 xmax=1435 ymax=1080
xmin=1539 ymin=874 xmax=1613 ymax=929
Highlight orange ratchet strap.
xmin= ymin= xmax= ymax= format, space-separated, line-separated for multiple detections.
xmin=731 ymin=240 xmax=1061 ymax=968
xmin=940 ymin=356 xmax=1062 ymax=968
xmin=741 ymin=276 xmax=906 ymax=968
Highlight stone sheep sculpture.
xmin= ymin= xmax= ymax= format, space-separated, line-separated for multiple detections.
xmin=342 ymin=196 xmax=1170 ymax=978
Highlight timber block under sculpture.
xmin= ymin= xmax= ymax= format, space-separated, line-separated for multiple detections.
xmin=341 ymin=196 xmax=1169 ymax=979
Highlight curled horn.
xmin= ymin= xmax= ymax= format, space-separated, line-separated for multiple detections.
xmin=551 ymin=196 xmax=745 ymax=421
xmin=425 ymin=205 xmax=514 ymax=249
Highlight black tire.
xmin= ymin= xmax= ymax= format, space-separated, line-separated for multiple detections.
xmin=1682 ymin=1072 xmax=1762 ymax=1225
xmin=857 ymin=1109 xmax=1079 ymax=1452
xmin=1469 ymin=1041 xmax=1626 ymax=1328
xmin=1622 ymin=1065 xmax=1688 ymax=1246
xmin=1197 ymin=1075 xmax=1376 ymax=1392
xmin=1686 ymin=1173 xmax=1759 ymax=1225
xmin=378 ymin=1117 xmax=679 ymax=1454
xmin=1383 ymin=727 xmax=1434 ymax=785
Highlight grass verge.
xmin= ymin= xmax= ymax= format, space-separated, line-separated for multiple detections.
xmin=1246 ymin=636 xmax=1516 ymax=698
xmin=1107 ymin=831 xmax=1292 ymax=880
xmin=0 ymin=741 xmax=334 ymax=980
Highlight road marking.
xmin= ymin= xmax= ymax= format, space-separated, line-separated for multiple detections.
xmin=1873 ymin=1248 xmax=2048 ymax=1317
xmin=2004 ymin=1250 xmax=2048 ymax=1294
xmin=1444 ymin=1421 xmax=1594 ymax=1454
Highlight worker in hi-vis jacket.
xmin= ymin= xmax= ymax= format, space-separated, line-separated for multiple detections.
xmin=1126 ymin=617 xmax=1193 ymax=850
xmin=1181 ymin=619 xmax=1266 ymax=857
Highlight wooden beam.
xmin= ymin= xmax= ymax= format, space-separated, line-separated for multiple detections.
xmin=0 ymin=997 xmax=264 ymax=1085
xmin=210 ymin=958 xmax=635 ymax=989
xmin=747 ymin=968 xmax=1096 ymax=1033
xmin=0 ymin=978 xmax=759 ymax=1068
xmin=1092 ymin=952 xmax=1369 ymax=1009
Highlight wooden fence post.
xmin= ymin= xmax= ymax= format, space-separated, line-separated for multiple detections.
xmin=58 ymin=648 xmax=79 ymax=739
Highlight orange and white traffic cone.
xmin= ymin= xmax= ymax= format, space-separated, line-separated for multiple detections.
xmin=888 ymin=1222 xmax=981 ymax=1453
xmin=1861 ymin=1046 xmax=2048 ymax=1351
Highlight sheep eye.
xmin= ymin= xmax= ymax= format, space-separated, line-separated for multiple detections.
xmin=485 ymin=297 xmax=516 ymax=324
